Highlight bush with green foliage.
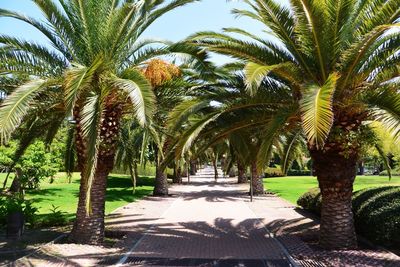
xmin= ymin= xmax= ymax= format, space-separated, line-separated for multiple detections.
xmin=353 ymin=187 xmax=400 ymax=248
xmin=0 ymin=141 xmax=17 ymax=172
xmin=38 ymin=204 xmax=68 ymax=227
xmin=0 ymin=196 xmax=38 ymax=227
xmin=17 ymin=141 xmax=60 ymax=189
xmin=265 ymin=167 xmax=284 ymax=178
xmin=297 ymin=186 xmax=400 ymax=248
xmin=380 ymin=169 xmax=400 ymax=176
xmin=287 ymin=169 xmax=312 ymax=176
xmin=297 ymin=188 xmax=322 ymax=214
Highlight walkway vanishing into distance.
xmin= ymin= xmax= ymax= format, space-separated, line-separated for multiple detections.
xmin=110 ymin=167 xmax=294 ymax=267
xmin=13 ymin=167 xmax=400 ymax=267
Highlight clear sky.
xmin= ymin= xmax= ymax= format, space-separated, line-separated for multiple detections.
xmin=0 ymin=0 xmax=287 ymax=64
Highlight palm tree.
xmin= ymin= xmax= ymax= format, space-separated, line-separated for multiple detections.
xmin=140 ymin=59 xmax=200 ymax=195
xmin=168 ymin=71 xmax=285 ymax=194
xmin=0 ymin=0 xmax=201 ymax=244
xmin=188 ymin=0 xmax=400 ymax=249
xmin=115 ymin=120 xmax=145 ymax=193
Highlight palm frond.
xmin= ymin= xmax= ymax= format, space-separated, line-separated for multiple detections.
xmin=300 ymin=73 xmax=338 ymax=148
xmin=0 ymin=79 xmax=47 ymax=142
xmin=114 ymin=68 xmax=155 ymax=126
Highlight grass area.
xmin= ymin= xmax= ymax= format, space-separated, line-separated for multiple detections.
xmin=264 ymin=175 xmax=400 ymax=204
xmin=0 ymin=172 xmax=154 ymax=223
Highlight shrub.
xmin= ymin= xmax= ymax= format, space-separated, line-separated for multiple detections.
xmin=265 ymin=167 xmax=284 ymax=178
xmin=0 ymin=196 xmax=38 ymax=227
xmin=287 ymin=169 xmax=312 ymax=176
xmin=379 ymin=170 xmax=400 ymax=176
xmin=38 ymin=205 xmax=68 ymax=227
xmin=296 ymin=188 xmax=321 ymax=214
xmin=353 ymin=187 xmax=400 ymax=248
xmin=18 ymin=141 xmax=59 ymax=189
xmin=297 ymin=186 xmax=400 ymax=249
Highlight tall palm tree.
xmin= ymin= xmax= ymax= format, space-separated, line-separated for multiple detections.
xmin=0 ymin=0 xmax=201 ymax=244
xmin=141 ymin=59 xmax=199 ymax=195
xmin=168 ymin=71 xmax=286 ymax=194
xmin=188 ymin=0 xmax=400 ymax=249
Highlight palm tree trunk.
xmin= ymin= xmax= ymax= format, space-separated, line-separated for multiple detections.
xmin=251 ymin=160 xmax=264 ymax=195
xmin=310 ymin=146 xmax=358 ymax=249
xmin=2 ymin=168 xmax=11 ymax=189
xmin=190 ymin=159 xmax=196 ymax=175
xmin=129 ymin=162 xmax=137 ymax=194
xmin=69 ymin=160 xmax=109 ymax=244
xmin=173 ymin=165 xmax=182 ymax=184
xmin=187 ymin=162 xmax=190 ymax=183
xmin=153 ymin=165 xmax=168 ymax=196
xmin=69 ymin=105 xmax=121 ymax=245
xmin=213 ymin=158 xmax=218 ymax=181
xmin=237 ymin=161 xmax=247 ymax=184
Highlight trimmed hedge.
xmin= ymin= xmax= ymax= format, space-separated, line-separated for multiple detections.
xmin=265 ymin=168 xmax=311 ymax=178
xmin=297 ymin=186 xmax=400 ymax=248
xmin=380 ymin=170 xmax=400 ymax=176
xmin=297 ymin=188 xmax=321 ymax=214
xmin=287 ymin=169 xmax=312 ymax=176
xmin=265 ymin=167 xmax=284 ymax=178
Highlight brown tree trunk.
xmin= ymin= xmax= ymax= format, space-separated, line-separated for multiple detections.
xmin=213 ymin=158 xmax=218 ymax=181
xmin=251 ymin=161 xmax=264 ymax=195
xmin=69 ymin=103 xmax=121 ymax=245
xmin=10 ymin=168 xmax=23 ymax=195
xmin=69 ymin=161 xmax=109 ymax=244
xmin=190 ymin=159 xmax=196 ymax=175
xmin=153 ymin=165 xmax=168 ymax=196
xmin=173 ymin=166 xmax=182 ymax=184
xmin=182 ymin=165 xmax=188 ymax=177
xmin=237 ymin=161 xmax=247 ymax=184
xmin=311 ymin=147 xmax=358 ymax=249
xmin=129 ymin=161 xmax=137 ymax=194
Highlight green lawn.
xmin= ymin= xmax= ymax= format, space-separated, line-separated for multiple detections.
xmin=0 ymin=172 xmax=154 ymax=222
xmin=264 ymin=175 xmax=400 ymax=204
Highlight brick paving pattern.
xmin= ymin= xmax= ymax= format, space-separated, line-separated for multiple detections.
xmin=118 ymin=168 xmax=291 ymax=266
xmin=9 ymin=167 xmax=400 ymax=266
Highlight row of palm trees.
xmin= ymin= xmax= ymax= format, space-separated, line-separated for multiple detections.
xmin=0 ymin=0 xmax=399 ymax=250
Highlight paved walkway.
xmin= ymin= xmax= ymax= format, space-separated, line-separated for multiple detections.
xmin=111 ymin=167 xmax=292 ymax=266
xmin=11 ymin=167 xmax=400 ymax=267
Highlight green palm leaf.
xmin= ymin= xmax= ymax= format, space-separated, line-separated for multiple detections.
xmin=64 ymin=57 xmax=104 ymax=114
xmin=113 ymin=68 xmax=155 ymax=126
xmin=79 ymin=94 xmax=103 ymax=214
xmin=300 ymin=73 xmax=338 ymax=148
xmin=0 ymin=79 xmax=47 ymax=142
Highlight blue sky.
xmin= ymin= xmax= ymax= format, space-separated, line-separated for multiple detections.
xmin=0 ymin=0 xmax=287 ymax=64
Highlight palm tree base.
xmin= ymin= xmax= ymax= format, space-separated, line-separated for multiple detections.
xmin=311 ymin=146 xmax=358 ymax=250
xmin=153 ymin=167 xmax=169 ymax=196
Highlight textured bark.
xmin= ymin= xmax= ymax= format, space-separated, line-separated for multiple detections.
xmin=251 ymin=161 xmax=264 ymax=195
xmin=311 ymin=147 xmax=358 ymax=249
xmin=69 ymin=162 xmax=109 ymax=244
xmin=213 ymin=158 xmax=218 ymax=181
xmin=190 ymin=160 xmax=197 ymax=175
xmin=237 ymin=161 xmax=247 ymax=184
xmin=182 ymin=166 xmax=188 ymax=177
xmin=69 ymin=104 xmax=121 ymax=245
xmin=129 ymin=162 xmax=137 ymax=194
xmin=10 ymin=168 xmax=22 ymax=194
xmin=173 ymin=166 xmax=182 ymax=184
xmin=153 ymin=166 xmax=168 ymax=196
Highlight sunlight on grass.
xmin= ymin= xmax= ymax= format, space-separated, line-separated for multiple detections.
xmin=0 ymin=172 xmax=154 ymax=222
xmin=264 ymin=175 xmax=400 ymax=204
